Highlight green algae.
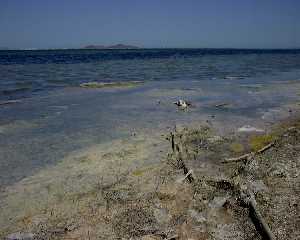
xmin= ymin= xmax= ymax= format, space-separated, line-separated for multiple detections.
xmin=249 ymin=134 xmax=277 ymax=152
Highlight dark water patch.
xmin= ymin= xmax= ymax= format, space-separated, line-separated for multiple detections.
xmin=0 ymin=49 xmax=300 ymax=65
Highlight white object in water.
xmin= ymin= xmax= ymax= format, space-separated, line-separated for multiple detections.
xmin=174 ymin=99 xmax=188 ymax=108
xmin=238 ymin=125 xmax=265 ymax=133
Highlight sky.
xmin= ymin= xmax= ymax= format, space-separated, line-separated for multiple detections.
xmin=0 ymin=0 xmax=299 ymax=49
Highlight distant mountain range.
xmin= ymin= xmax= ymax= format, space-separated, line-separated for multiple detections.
xmin=82 ymin=44 xmax=140 ymax=49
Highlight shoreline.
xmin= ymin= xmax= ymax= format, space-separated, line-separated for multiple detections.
xmin=1 ymin=106 xmax=300 ymax=239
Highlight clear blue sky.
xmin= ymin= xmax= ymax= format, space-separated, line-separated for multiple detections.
xmin=0 ymin=0 xmax=299 ymax=49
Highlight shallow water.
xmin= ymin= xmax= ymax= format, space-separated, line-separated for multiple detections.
xmin=1 ymin=49 xmax=300 ymax=186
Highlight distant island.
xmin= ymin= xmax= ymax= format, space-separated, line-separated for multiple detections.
xmin=82 ymin=44 xmax=140 ymax=49
xmin=0 ymin=44 xmax=140 ymax=51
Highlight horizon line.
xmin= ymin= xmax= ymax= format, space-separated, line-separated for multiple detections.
xmin=1 ymin=47 xmax=300 ymax=51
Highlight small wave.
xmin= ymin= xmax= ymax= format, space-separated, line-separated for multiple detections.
xmin=223 ymin=76 xmax=246 ymax=80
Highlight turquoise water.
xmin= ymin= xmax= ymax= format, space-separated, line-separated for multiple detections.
xmin=1 ymin=49 xmax=300 ymax=186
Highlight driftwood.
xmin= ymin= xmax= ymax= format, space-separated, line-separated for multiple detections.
xmin=0 ymin=99 xmax=21 ymax=106
xmin=222 ymin=142 xmax=275 ymax=164
xmin=241 ymin=190 xmax=275 ymax=240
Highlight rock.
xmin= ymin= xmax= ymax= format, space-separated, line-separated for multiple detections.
xmin=6 ymin=232 xmax=35 ymax=240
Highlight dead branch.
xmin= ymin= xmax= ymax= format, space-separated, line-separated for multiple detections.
xmin=222 ymin=142 xmax=275 ymax=164
xmin=221 ymin=153 xmax=252 ymax=163
xmin=241 ymin=190 xmax=275 ymax=240
xmin=256 ymin=142 xmax=274 ymax=154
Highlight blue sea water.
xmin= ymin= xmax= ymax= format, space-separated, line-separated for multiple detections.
xmin=1 ymin=49 xmax=300 ymax=101
xmin=1 ymin=48 xmax=300 ymax=186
